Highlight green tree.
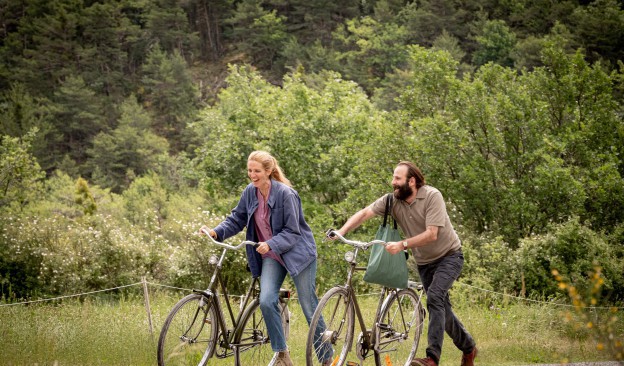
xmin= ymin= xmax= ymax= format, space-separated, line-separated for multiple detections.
xmin=570 ymin=0 xmax=624 ymax=64
xmin=0 ymin=83 xmax=54 ymax=170
xmin=397 ymin=0 xmax=460 ymax=47
xmin=373 ymin=0 xmax=407 ymax=22
xmin=271 ymin=0 xmax=361 ymax=45
xmin=49 ymin=75 xmax=107 ymax=171
xmin=224 ymin=0 xmax=288 ymax=72
xmin=531 ymin=45 xmax=624 ymax=231
xmin=5 ymin=0 xmax=92 ymax=96
xmin=87 ymin=95 xmax=170 ymax=192
xmin=332 ymin=16 xmax=410 ymax=91
xmin=140 ymin=47 xmax=199 ymax=152
xmin=191 ymin=65 xmax=385 ymax=208
xmin=186 ymin=0 xmax=230 ymax=61
xmin=506 ymin=0 xmax=577 ymax=37
xmin=145 ymin=0 xmax=198 ymax=58
xmin=78 ymin=2 xmax=143 ymax=100
xmin=75 ymin=177 xmax=96 ymax=215
xmin=0 ymin=130 xmax=45 ymax=211
xmin=432 ymin=30 xmax=466 ymax=63
xmin=395 ymin=45 xmax=623 ymax=245
xmin=472 ymin=19 xmax=517 ymax=67
xmin=396 ymin=45 xmax=460 ymax=118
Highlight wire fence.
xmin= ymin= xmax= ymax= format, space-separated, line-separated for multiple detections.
xmin=1 ymin=279 xmax=622 ymax=309
xmin=454 ymin=282 xmax=623 ymax=310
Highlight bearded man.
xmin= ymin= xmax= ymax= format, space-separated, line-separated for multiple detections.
xmin=333 ymin=161 xmax=478 ymax=366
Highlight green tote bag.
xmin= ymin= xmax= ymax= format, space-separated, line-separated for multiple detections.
xmin=363 ymin=194 xmax=409 ymax=289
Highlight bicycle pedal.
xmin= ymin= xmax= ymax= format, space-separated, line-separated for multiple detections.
xmin=279 ymin=288 xmax=291 ymax=298
xmin=346 ymin=362 xmax=359 ymax=366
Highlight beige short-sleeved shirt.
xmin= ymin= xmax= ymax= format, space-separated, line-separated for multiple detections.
xmin=369 ymin=185 xmax=461 ymax=265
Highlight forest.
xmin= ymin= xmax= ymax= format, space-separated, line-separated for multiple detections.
xmin=1 ymin=0 xmax=623 ymax=308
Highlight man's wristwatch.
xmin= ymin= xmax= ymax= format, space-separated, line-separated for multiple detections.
xmin=402 ymin=241 xmax=408 ymax=249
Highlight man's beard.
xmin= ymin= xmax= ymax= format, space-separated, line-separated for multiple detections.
xmin=393 ymin=181 xmax=413 ymax=201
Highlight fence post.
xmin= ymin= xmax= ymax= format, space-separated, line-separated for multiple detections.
xmin=142 ymin=276 xmax=154 ymax=337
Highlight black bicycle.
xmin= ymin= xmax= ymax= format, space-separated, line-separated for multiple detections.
xmin=157 ymin=227 xmax=290 ymax=366
xmin=306 ymin=230 xmax=425 ymax=366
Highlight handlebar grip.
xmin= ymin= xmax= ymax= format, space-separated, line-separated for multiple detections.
xmin=325 ymin=229 xmax=337 ymax=238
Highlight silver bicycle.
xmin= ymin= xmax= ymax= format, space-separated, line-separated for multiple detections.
xmin=306 ymin=230 xmax=425 ymax=366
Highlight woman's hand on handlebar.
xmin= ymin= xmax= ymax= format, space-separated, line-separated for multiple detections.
xmin=199 ymin=225 xmax=217 ymax=239
xmin=256 ymin=242 xmax=270 ymax=255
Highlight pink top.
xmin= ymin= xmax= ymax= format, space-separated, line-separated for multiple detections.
xmin=255 ymin=183 xmax=286 ymax=267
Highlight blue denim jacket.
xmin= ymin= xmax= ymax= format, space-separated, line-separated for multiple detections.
xmin=213 ymin=180 xmax=317 ymax=278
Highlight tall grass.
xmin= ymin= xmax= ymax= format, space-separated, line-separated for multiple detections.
xmin=0 ymin=287 xmax=620 ymax=365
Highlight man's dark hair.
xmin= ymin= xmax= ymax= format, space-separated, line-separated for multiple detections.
xmin=398 ymin=161 xmax=426 ymax=188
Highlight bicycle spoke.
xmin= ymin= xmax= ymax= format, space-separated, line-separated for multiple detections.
xmin=375 ymin=289 xmax=424 ymax=366
xmin=158 ymin=294 xmax=218 ymax=366
xmin=306 ymin=287 xmax=355 ymax=366
xmin=234 ymin=300 xmax=278 ymax=365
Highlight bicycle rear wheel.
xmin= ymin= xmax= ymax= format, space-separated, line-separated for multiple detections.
xmin=374 ymin=288 xmax=424 ymax=366
xmin=306 ymin=287 xmax=355 ymax=366
xmin=234 ymin=298 xmax=290 ymax=365
xmin=157 ymin=293 xmax=218 ymax=366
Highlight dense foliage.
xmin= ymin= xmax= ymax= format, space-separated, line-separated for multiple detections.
xmin=1 ymin=0 xmax=623 ymax=303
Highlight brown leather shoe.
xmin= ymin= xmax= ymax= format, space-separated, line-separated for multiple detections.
xmin=411 ymin=357 xmax=438 ymax=366
xmin=461 ymin=346 xmax=478 ymax=366
xmin=274 ymin=350 xmax=294 ymax=366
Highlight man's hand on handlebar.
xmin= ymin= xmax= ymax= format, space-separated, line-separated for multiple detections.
xmin=325 ymin=228 xmax=343 ymax=240
xmin=385 ymin=241 xmax=404 ymax=255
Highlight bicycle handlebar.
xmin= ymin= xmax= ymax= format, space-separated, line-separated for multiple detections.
xmin=200 ymin=227 xmax=257 ymax=250
xmin=325 ymin=229 xmax=386 ymax=250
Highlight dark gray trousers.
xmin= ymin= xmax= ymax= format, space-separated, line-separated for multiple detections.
xmin=417 ymin=250 xmax=475 ymax=362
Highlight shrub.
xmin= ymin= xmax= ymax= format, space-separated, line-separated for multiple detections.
xmin=518 ymin=217 xmax=623 ymax=300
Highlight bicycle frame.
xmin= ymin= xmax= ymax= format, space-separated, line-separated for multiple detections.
xmin=196 ymin=228 xmax=290 ymax=363
xmin=158 ymin=229 xmax=291 ymax=366
xmin=339 ymin=243 xmax=389 ymax=356
xmin=193 ymin=245 xmax=261 ymax=359
xmin=318 ymin=230 xmax=424 ymax=365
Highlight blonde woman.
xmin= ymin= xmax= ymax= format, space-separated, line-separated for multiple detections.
xmin=202 ymin=151 xmax=331 ymax=366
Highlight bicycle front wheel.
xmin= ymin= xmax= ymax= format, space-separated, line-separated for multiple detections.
xmin=157 ymin=293 xmax=218 ymax=366
xmin=306 ymin=287 xmax=355 ymax=366
xmin=374 ymin=288 xmax=424 ymax=366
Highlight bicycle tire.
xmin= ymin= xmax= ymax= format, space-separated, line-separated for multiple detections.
xmin=234 ymin=298 xmax=290 ymax=365
xmin=306 ymin=287 xmax=355 ymax=366
xmin=157 ymin=293 xmax=218 ymax=366
xmin=373 ymin=288 xmax=424 ymax=366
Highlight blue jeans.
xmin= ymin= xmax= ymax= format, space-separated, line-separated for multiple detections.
xmin=417 ymin=250 xmax=475 ymax=363
xmin=260 ymin=257 xmax=328 ymax=360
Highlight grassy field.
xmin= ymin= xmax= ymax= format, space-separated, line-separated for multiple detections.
xmin=0 ymin=287 xmax=620 ymax=366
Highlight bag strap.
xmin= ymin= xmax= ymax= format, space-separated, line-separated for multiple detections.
xmin=383 ymin=193 xmax=398 ymax=229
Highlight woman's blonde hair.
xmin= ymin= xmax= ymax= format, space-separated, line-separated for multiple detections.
xmin=248 ymin=150 xmax=292 ymax=187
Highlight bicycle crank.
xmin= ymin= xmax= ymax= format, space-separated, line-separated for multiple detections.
xmin=355 ymin=330 xmax=373 ymax=362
